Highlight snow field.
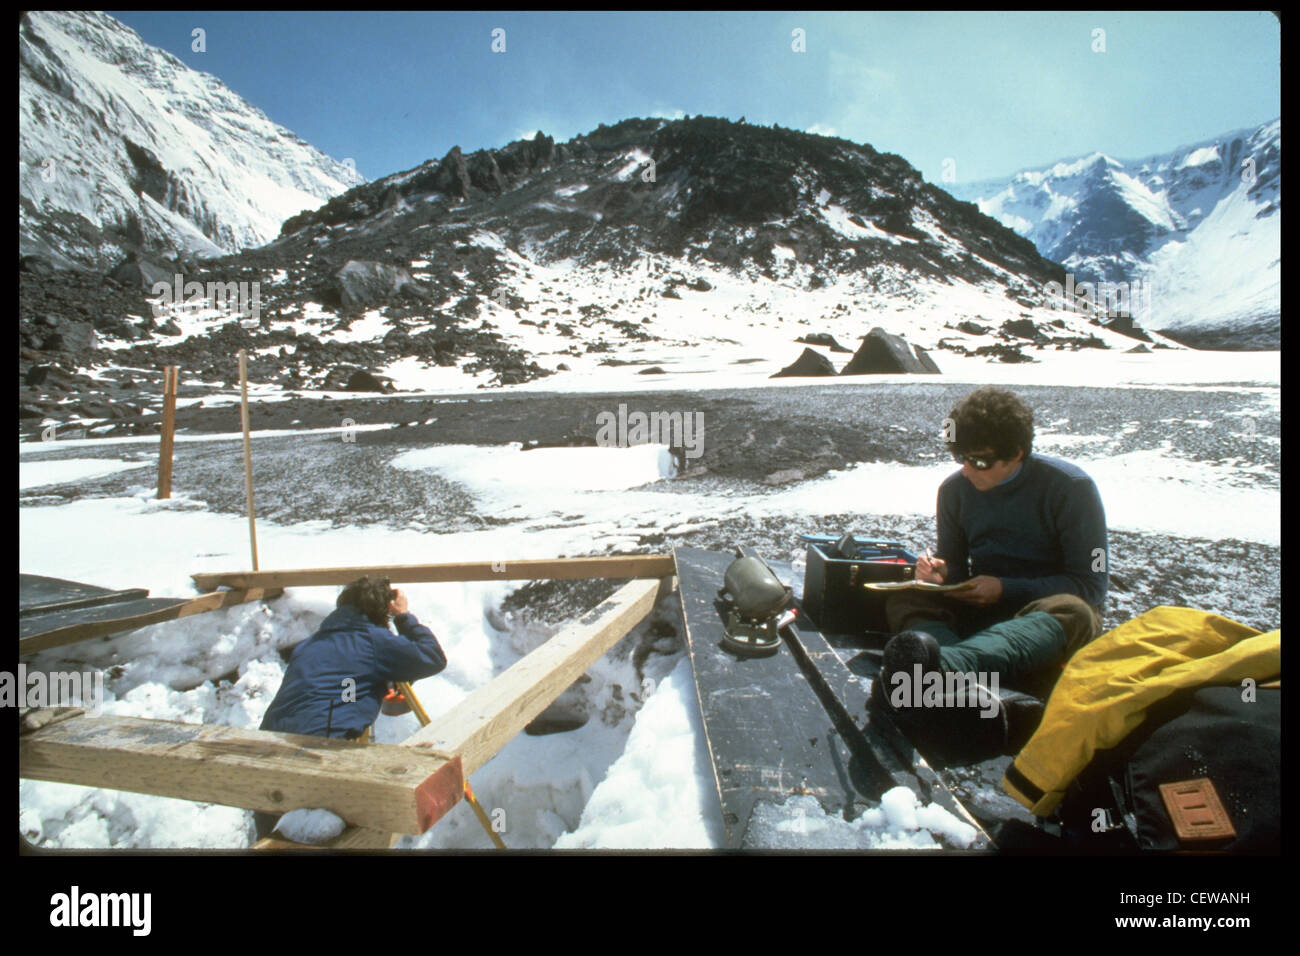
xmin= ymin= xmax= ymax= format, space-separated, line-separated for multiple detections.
xmin=18 ymin=350 xmax=1280 ymax=848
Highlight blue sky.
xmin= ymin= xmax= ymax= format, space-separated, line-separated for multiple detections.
xmin=111 ymin=10 xmax=1279 ymax=185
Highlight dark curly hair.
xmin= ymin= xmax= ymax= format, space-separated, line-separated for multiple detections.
xmin=337 ymin=575 xmax=396 ymax=627
xmin=947 ymin=386 xmax=1034 ymax=461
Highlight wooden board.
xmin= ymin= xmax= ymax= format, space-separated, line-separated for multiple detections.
xmin=19 ymin=711 xmax=464 ymax=835
xmin=675 ymin=546 xmax=906 ymax=849
xmin=193 ymin=554 xmax=675 ymax=591
xmin=19 ymin=587 xmax=285 ymax=655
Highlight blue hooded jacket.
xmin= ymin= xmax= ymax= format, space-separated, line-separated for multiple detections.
xmin=260 ymin=604 xmax=447 ymax=739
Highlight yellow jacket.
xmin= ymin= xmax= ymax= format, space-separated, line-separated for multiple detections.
xmin=1003 ymin=606 xmax=1280 ymax=816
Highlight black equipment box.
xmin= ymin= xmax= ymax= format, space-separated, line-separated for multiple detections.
xmin=801 ymin=538 xmax=917 ymax=635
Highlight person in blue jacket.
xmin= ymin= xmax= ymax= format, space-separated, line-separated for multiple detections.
xmin=876 ymin=387 xmax=1109 ymax=754
xmin=254 ymin=575 xmax=447 ymax=840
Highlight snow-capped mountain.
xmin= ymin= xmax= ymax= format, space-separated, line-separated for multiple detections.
xmin=19 ymin=10 xmax=366 ymax=272
xmin=24 ymin=114 xmax=1180 ymax=429
xmin=947 ymin=120 xmax=1280 ymax=349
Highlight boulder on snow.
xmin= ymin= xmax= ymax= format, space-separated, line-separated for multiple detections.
xmin=840 ymin=328 xmax=937 ymax=375
xmin=110 ymin=255 xmax=175 ymax=291
xmin=914 ymin=345 xmax=942 ymax=374
xmin=974 ymin=342 xmax=1034 ymax=363
xmin=796 ymin=333 xmax=852 ymax=353
xmin=1126 ymin=343 xmax=1151 ymax=354
xmin=1001 ymin=318 xmax=1044 ymax=340
xmin=322 ymin=366 xmax=396 ymax=393
xmin=771 ymin=347 xmax=837 ymax=378
xmin=1102 ymin=314 xmax=1152 ymax=342
xmin=956 ymin=320 xmax=990 ymax=336
xmin=345 ymin=369 xmax=395 ymax=392
xmin=334 ymin=260 xmax=430 ymax=312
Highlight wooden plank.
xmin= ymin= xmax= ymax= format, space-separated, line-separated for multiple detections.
xmin=252 ymin=828 xmax=399 ymax=851
xmin=19 ymin=587 xmax=285 ymax=655
xmin=402 ymin=577 xmax=661 ymax=777
xmin=20 ymin=713 xmax=463 ymax=835
xmin=192 ymin=554 xmax=675 ymax=591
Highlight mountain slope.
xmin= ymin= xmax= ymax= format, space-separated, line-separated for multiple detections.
xmin=18 ymin=10 xmax=366 ymax=271
xmin=948 ymin=121 xmax=1280 ymax=349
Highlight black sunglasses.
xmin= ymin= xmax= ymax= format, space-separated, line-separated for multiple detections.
xmin=952 ymin=452 xmax=998 ymax=471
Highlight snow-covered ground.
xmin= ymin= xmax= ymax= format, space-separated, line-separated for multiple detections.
xmin=18 ymin=346 xmax=1280 ymax=850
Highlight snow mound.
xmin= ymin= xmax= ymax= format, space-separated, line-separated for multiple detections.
xmin=743 ymin=788 xmax=978 ymax=850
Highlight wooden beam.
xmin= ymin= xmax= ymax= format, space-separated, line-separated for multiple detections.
xmin=20 ymin=712 xmax=463 ymax=835
xmin=192 ymin=554 xmax=675 ymax=592
xmin=20 ymin=587 xmax=285 ymax=656
xmin=402 ymin=577 xmax=661 ymax=777
xmin=251 ymin=828 xmax=399 ymax=851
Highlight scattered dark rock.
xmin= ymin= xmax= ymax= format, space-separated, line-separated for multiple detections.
xmin=20 ymin=255 xmax=54 ymax=277
xmin=158 ymin=319 xmax=182 ymax=336
xmin=110 ymin=255 xmax=175 ymax=291
xmin=638 ymin=366 xmax=667 ymax=375
xmin=25 ymin=366 xmax=52 ymax=386
xmin=1001 ymin=318 xmax=1044 ymax=340
xmin=334 ymin=260 xmax=431 ymax=311
xmin=974 ymin=342 xmax=1034 ymax=363
xmin=956 ymin=320 xmax=990 ymax=336
xmin=796 ymin=333 xmax=852 ymax=353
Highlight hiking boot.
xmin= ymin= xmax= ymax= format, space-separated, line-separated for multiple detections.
xmin=871 ymin=629 xmax=942 ymax=715
xmin=1014 ymin=593 xmax=1102 ymax=659
xmin=1000 ymin=690 xmax=1046 ymax=755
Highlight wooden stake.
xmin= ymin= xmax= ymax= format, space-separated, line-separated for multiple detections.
xmin=238 ymin=349 xmax=259 ymax=571
xmin=157 ymin=365 xmax=178 ymax=499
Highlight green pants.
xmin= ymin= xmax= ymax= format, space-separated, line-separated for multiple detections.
xmin=910 ymin=612 xmax=1067 ymax=696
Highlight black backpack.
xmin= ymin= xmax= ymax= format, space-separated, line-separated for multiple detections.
xmin=1054 ymin=682 xmax=1280 ymax=853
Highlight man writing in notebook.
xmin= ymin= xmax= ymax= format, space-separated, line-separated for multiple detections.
xmin=875 ymin=386 xmax=1109 ymax=753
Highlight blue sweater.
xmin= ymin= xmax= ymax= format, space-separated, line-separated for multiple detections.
xmin=936 ymin=452 xmax=1108 ymax=614
xmin=260 ymin=605 xmax=447 ymax=739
